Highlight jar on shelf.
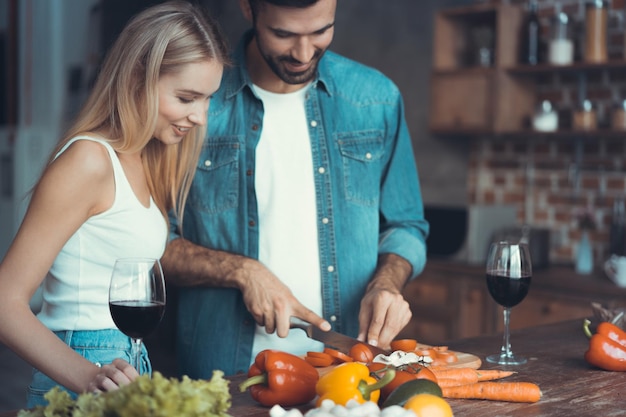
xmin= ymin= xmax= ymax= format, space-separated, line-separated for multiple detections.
xmin=612 ymin=100 xmax=626 ymax=131
xmin=533 ymin=100 xmax=558 ymax=132
xmin=573 ymin=99 xmax=597 ymax=131
xmin=548 ymin=12 xmax=573 ymax=65
xmin=584 ymin=0 xmax=608 ymax=63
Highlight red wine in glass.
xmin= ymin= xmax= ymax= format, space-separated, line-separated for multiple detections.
xmin=109 ymin=300 xmax=165 ymax=340
xmin=485 ymin=241 xmax=532 ymax=365
xmin=109 ymin=258 xmax=165 ymax=374
xmin=486 ymin=273 xmax=531 ymax=308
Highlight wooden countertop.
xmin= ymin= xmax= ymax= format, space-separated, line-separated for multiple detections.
xmin=423 ymin=258 xmax=626 ymax=301
xmin=3 ymin=319 xmax=625 ymax=417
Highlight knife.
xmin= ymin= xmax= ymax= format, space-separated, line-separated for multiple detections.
xmin=290 ymin=321 xmax=389 ymax=357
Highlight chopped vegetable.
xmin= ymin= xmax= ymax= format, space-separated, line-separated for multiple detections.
xmin=315 ymin=362 xmax=395 ymax=406
xmin=323 ymin=347 xmax=354 ymax=363
xmin=349 ymin=343 xmax=375 ymax=363
xmin=304 ymin=355 xmax=334 ymax=367
xmin=390 ymin=339 xmax=418 ymax=352
xmin=373 ymin=351 xmax=432 ymax=368
xmin=304 ymin=351 xmax=335 ymax=367
xmin=239 ymin=349 xmax=319 ymax=407
xmin=441 ymin=381 xmax=542 ymax=403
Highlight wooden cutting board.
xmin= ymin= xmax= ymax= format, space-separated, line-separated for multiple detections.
xmin=314 ymin=346 xmax=481 ymax=375
xmin=442 ymin=348 xmax=482 ymax=369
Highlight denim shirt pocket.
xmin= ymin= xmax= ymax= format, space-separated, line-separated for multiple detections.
xmin=336 ymin=131 xmax=384 ymax=206
xmin=188 ymin=138 xmax=240 ymax=213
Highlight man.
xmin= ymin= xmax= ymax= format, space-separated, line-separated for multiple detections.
xmin=161 ymin=0 xmax=429 ymax=377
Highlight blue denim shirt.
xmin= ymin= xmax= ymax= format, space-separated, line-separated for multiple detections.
xmin=170 ymin=33 xmax=429 ymax=377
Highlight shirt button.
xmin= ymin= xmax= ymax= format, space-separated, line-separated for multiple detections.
xmin=365 ymin=152 xmax=372 ymax=160
xmin=329 ymin=315 xmax=337 ymax=322
xmin=318 ymin=167 xmax=325 ymax=174
xmin=327 ymin=265 xmax=335 ymax=272
xmin=310 ymin=120 xmax=318 ymax=127
xmin=246 ymin=169 xmax=253 ymax=176
xmin=322 ymin=217 xmax=329 ymax=224
xmin=249 ymin=220 xmax=256 ymax=227
xmin=204 ymin=160 xmax=212 ymax=167
xmin=252 ymin=124 xmax=259 ymax=131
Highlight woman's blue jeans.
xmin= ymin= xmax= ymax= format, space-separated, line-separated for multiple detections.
xmin=26 ymin=329 xmax=151 ymax=408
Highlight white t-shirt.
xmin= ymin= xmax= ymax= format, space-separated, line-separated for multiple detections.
xmin=251 ymin=84 xmax=324 ymax=358
xmin=37 ymin=136 xmax=167 ymax=331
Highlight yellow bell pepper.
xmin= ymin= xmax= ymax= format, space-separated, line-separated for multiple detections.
xmin=315 ymin=362 xmax=395 ymax=406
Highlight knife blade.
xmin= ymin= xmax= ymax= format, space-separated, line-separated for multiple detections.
xmin=290 ymin=321 xmax=389 ymax=357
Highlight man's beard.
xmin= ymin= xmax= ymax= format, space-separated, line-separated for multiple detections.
xmin=257 ymin=38 xmax=324 ymax=85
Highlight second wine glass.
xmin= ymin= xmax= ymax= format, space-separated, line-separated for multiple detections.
xmin=485 ymin=241 xmax=532 ymax=365
xmin=108 ymin=258 xmax=166 ymax=374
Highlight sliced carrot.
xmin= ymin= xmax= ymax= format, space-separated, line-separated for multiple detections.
xmin=390 ymin=339 xmax=418 ymax=352
xmin=323 ymin=347 xmax=354 ymax=363
xmin=304 ymin=355 xmax=334 ymax=367
xmin=442 ymin=381 xmax=542 ymax=403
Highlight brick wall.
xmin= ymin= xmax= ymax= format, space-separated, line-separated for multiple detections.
xmin=468 ymin=0 xmax=626 ymax=266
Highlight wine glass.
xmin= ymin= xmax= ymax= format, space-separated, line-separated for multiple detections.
xmin=485 ymin=241 xmax=532 ymax=365
xmin=109 ymin=258 xmax=166 ymax=374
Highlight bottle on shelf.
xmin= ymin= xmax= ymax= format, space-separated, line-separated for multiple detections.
xmin=584 ymin=0 xmax=608 ymax=63
xmin=548 ymin=12 xmax=573 ymax=65
xmin=532 ymin=100 xmax=558 ymax=132
xmin=573 ymin=99 xmax=597 ymax=131
xmin=519 ymin=0 xmax=541 ymax=65
xmin=610 ymin=199 xmax=626 ymax=256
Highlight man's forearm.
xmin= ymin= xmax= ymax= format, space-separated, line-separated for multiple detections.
xmin=367 ymin=253 xmax=413 ymax=294
xmin=161 ymin=237 xmax=248 ymax=288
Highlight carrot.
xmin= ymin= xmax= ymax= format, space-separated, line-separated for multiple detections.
xmin=430 ymin=367 xmax=516 ymax=383
xmin=476 ymin=369 xmax=517 ymax=381
xmin=430 ymin=367 xmax=479 ymax=385
xmin=442 ymin=381 xmax=542 ymax=403
xmin=437 ymin=377 xmax=475 ymax=388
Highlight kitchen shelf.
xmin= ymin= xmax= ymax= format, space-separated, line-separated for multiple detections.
xmin=506 ymin=60 xmax=626 ymax=75
xmin=494 ymin=130 xmax=626 ymax=139
xmin=429 ymin=3 xmax=626 ymax=137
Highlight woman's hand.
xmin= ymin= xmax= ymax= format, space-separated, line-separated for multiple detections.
xmin=87 ymin=358 xmax=139 ymax=393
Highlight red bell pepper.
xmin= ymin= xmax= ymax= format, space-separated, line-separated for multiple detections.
xmin=583 ymin=319 xmax=626 ymax=372
xmin=239 ymin=349 xmax=319 ymax=407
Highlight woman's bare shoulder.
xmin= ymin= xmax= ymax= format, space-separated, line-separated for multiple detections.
xmin=53 ymin=139 xmax=114 ymax=181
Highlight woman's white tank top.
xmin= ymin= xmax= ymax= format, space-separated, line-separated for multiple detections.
xmin=37 ymin=136 xmax=167 ymax=331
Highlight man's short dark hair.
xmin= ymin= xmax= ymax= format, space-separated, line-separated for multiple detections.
xmin=248 ymin=0 xmax=320 ymax=19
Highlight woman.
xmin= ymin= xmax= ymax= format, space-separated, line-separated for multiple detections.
xmin=0 ymin=1 xmax=228 ymax=407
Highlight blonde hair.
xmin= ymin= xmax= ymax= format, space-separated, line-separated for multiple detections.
xmin=52 ymin=0 xmax=229 ymax=225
